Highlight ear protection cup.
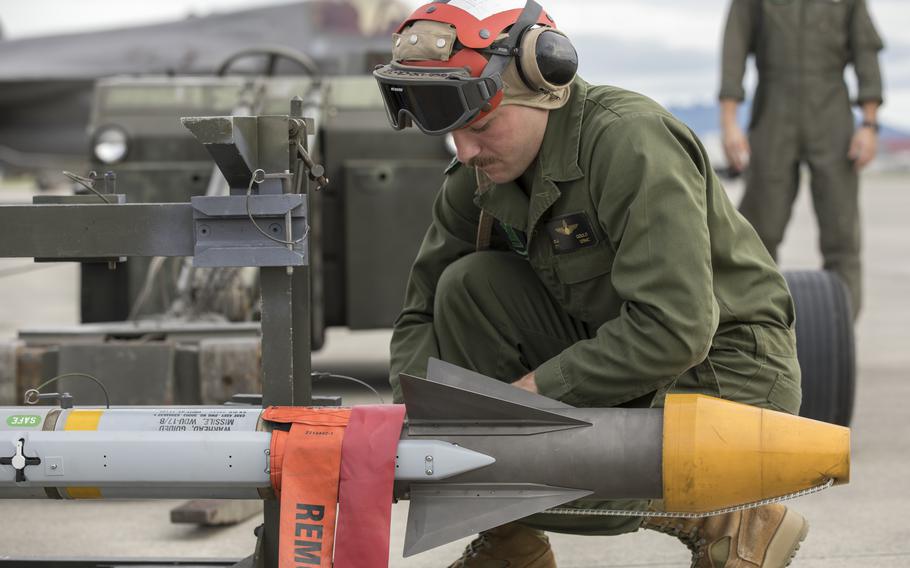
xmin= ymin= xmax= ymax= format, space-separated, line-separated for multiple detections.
xmin=516 ymin=27 xmax=578 ymax=92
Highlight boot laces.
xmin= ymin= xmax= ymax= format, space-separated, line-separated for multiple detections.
xmin=464 ymin=531 xmax=495 ymax=558
xmin=651 ymin=521 xmax=708 ymax=563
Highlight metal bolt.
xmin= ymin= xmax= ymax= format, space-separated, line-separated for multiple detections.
xmin=409 ymin=34 xmax=419 ymax=45
xmin=268 ymin=223 xmax=282 ymax=234
xmin=479 ymin=28 xmax=490 ymax=39
xmin=103 ymin=171 xmax=117 ymax=194
xmin=436 ymin=38 xmax=446 ymax=48
xmin=425 ymin=455 xmax=433 ymax=461
xmin=290 ymin=97 xmax=305 ymax=120
xmin=50 ymin=464 xmax=58 ymax=470
xmin=199 ymin=224 xmax=210 ymax=237
xmin=425 ymin=469 xmax=433 ymax=475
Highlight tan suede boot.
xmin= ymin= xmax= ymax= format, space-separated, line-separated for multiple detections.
xmin=641 ymin=504 xmax=809 ymax=568
xmin=446 ymin=522 xmax=557 ymax=568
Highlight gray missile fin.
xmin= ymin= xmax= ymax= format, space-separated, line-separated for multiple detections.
xmin=400 ymin=372 xmax=591 ymax=436
xmin=427 ymin=358 xmax=574 ymax=409
xmin=403 ymin=483 xmax=593 ymax=557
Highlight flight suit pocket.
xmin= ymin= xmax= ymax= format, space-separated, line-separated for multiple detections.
xmin=809 ymin=0 xmax=849 ymax=35
xmin=767 ymin=371 xmax=802 ymax=414
xmin=553 ymin=246 xmax=616 ymax=321
xmin=703 ymin=326 xmax=767 ymax=404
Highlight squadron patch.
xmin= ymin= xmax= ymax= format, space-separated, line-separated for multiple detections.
xmin=545 ymin=212 xmax=598 ymax=254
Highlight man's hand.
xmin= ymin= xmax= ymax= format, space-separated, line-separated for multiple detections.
xmin=849 ymin=126 xmax=878 ymax=171
xmin=722 ymin=123 xmax=751 ymax=173
xmin=720 ymin=98 xmax=750 ymax=173
xmin=512 ymin=372 xmax=539 ymax=394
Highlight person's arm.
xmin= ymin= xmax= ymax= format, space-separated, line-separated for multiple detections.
xmin=848 ymin=0 xmax=885 ymax=171
xmin=389 ymin=164 xmax=478 ymax=402
xmin=532 ymin=114 xmax=719 ymax=407
xmin=719 ymin=0 xmax=757 ymax=172
xmin=720 ymin=98 xmax=750 ymax=172
xmin=849 ymin=101 xmax=880 ymax=171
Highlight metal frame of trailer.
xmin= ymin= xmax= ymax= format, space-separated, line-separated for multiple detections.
xmin=0 ymin=100 xmax=319 ymax=568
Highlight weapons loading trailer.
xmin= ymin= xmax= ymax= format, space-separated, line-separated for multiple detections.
xmin=0 ymin=72 xmax=452 ymax=413
xmin=0 ymin=103 xmax=320 ymax=567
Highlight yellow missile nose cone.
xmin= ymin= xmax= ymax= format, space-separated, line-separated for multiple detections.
xmin=662 ymin=394 xmax=850 ymax=513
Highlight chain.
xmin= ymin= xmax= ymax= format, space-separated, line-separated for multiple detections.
xmin=544 ymin=478 xmax=835 ymax=519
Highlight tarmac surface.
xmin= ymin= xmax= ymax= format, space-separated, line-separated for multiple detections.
xmin=0 ymin=172 xmax=909 ymax=566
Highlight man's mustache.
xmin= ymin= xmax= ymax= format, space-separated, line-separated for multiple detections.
xmin=467 ymin=156 xmax=497 ymax=169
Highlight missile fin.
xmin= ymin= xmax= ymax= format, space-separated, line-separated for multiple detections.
xmin=426 ymin=358 xmax=574 ymax=409
xmin=403 ymin=483 xmax=592 ymax=557
xmin=400 ymin=371 xmax=591 ymax=436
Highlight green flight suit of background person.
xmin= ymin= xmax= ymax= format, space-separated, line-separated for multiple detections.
xmin=720 ymin=0 xmax=885 ymax=318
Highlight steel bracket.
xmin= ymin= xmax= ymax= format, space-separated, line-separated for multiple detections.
xmin=191 ymin=194 xmax=308 ymax=268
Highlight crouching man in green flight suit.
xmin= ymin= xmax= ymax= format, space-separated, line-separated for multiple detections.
xmin=720 ymin=0 xmax=885 ymax=318
xmin=375 ymin=1 xmax=804 ymax=566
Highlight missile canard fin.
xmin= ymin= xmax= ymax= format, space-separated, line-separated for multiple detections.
xmin=400 ymin=363 xmax=591 ymax=436
xmin=426 ymin=358 xmax=575 ymax=410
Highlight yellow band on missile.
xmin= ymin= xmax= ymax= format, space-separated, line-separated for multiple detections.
xmin=663 ymin=394 xmax=850 ymax=513
xmin=65 ymin=487 xmax=103 ymax=499
xmin=64 ymin=410 xmax=103 ymax=431
xmin=62 ymin=411 xmax=104 ymax=498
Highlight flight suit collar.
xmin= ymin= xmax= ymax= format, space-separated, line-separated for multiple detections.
xmin=473 ymin=78 xmax=588 ymax=234
xmin=524 ymin=77 xmax=588 ymax=236
xmin=474 ymin=178 xmax=529 ymax=231
xmin=537 ymin=77 xmax=587 ymax=184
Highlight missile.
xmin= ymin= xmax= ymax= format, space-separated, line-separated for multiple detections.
xmin=394 ymin=359 xmax=849 ymax=555
xmin=0 ymin=359 xmax=849 ymax=557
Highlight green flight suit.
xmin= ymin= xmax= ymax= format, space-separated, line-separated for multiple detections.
xmin=721 ymin=0 xmax=884 ymax=317
xmin=390 ymin=77 xmax=802 ymax=535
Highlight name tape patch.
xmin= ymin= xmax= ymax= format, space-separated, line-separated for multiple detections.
xmin=545 ymin=212 xmax=597 ymax=254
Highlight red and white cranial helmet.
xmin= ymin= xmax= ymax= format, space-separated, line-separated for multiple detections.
xmin=374 ymin=0 xmax=578 ymax=134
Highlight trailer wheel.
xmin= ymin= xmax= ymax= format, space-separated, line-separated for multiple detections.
xmin=783 ymin=270 xmax=855 ymax=426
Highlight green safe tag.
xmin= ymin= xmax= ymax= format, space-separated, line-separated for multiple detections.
xmin=6 ymin=415 xmax=42 ymax=428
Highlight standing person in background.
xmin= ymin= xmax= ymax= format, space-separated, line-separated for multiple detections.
xmin=720 ymin=0 xmax=884 ymax=318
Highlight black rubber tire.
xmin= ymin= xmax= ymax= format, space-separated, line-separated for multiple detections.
xmin=783 ymin=270 xmax=855 ymax=426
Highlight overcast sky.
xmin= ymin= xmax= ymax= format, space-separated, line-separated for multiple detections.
xmin=1 ymin=0 xmax=908 ymax=127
